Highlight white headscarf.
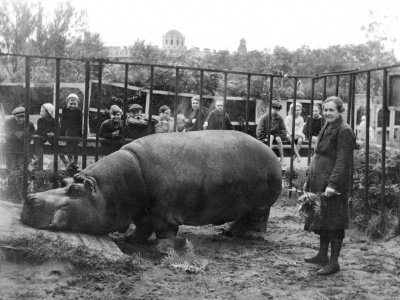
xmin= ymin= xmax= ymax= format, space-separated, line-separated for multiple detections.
xmin=42 ymin=103 xmax=55 ymax=119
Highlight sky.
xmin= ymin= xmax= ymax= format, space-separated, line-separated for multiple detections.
xmin=40 ymin=0 xmax=400 ymax=57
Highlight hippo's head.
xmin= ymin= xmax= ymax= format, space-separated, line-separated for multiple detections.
xmin=20 ymin=176 xmax=130 ymax=235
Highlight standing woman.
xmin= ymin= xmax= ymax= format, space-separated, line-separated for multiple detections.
xmin=304 ymin=96 xmax=356 ymax=276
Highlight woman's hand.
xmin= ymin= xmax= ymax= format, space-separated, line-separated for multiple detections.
xmin=324 ymin=187 xmax=337 ymax=198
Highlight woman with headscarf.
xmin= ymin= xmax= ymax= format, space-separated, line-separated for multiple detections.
xmin=303 ymin=96 xmax=356 ymax=276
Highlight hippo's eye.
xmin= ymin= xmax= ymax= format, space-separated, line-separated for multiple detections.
xmin=67 ymin=185 xmax=84 ymax=197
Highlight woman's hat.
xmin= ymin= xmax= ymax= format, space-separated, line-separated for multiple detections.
xmin=42 ymin=103 xmax=55 ymax=118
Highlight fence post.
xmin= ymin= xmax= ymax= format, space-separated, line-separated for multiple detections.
xmin=23 ymin=56 xmax=31 ymax=198
xmin=82 ymin=61 xmax=90 ymax=169
xmin=381 ymin=68 xmax=388 ymax=222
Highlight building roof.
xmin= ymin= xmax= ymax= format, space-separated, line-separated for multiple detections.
xmin=165 ymin=30 xmax=183 ymax=37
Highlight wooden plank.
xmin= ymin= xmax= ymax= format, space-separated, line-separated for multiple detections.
xmin=0 ymin=200 xmax=124 ymax=260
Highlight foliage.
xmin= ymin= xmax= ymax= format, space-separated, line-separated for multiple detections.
xmin=352 ymin=145 xmax=400 ymax=214
xmin=161 ymin=239 xmax=208 ymax=274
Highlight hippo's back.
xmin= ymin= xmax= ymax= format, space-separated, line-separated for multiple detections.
xmin=122 ymin=131 xmax=282 ymax=225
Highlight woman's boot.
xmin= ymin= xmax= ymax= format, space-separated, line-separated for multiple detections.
xmin=304 ymin=235 xmax=329 ymax=265
xmin=316 ymin=238 xmax=342 ymax=276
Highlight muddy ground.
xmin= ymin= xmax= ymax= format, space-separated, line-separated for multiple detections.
xmin=1 ymin=198 xmax=400 ymax=300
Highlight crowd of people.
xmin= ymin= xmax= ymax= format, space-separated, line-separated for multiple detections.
xmin=256 ymin=101 xmax=324 ymax=166
xmin=1 ymin=94 xmax=236 ymax=170
xmin=2 ymin=94 xmax=334 ymax=173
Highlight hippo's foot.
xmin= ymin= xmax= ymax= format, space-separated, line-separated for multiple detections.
xmin=124 ymin=224 xmax=154 ymax=244
xmin=223 ymin=213 xmax=269 ymax=240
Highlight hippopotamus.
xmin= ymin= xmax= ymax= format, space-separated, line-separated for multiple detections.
xmin=21 ymin=131 xmax=282 ymax=248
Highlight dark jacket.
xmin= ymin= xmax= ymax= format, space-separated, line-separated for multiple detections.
xmin=206 ymin=110 xmax=234 ymax=130
xmin=60 ymin=106 xmax=83 ymax=137
xmin=303 ymin=115 xmax=324 ymax=139
xmin=256 ymin=113 xmax=286 ymax=140
xmin=37 ymin=116 xmax=56 ymax=144
xmin=3 ymin=117 xmax=36 ymax=152
xmin=186 ymin=109 xmax=206 ymax=131
xmin=99 ymin=119 xmax=123 ymax=140
xmin=305 ymin=116 xmax=355 ymax=231
xmin=126 ymin=116 xmax=155 ymax=139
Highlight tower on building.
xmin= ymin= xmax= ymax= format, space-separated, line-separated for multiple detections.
xmin=162 ymin=30 xmax=186 ymax=52
xmin=237 ymin=38 xmax=247 ymax=55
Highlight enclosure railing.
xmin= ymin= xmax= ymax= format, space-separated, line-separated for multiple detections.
xmin=1 ymin=52 xmax=400 ymax=229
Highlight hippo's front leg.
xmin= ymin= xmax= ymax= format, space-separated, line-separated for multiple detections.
xmin=124 ymin=215 xmax=154 ymax=243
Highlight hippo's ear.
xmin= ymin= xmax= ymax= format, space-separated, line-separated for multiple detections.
xmin=84 ymin=177 xmax=97 ymax=193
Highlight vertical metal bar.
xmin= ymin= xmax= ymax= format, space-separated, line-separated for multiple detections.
xmin=289 ymin=77 xmax=297 ymax=197
xmin=307 ymin=78 xmax=315 ymax=165
xmin=222 ymin=72 xmax=228 ymax=130
xmin=245 ymin=74 xmax=250 ymax=133
xmin=82 ymin=61 xmax=90 ymax=169
xmin=323 ymin=76 xmax=327 ymax=100
xmin=23 ymin=56 xmax=31 ymax=198
xmin=381 ymin=69 xmax=388 ymax=221
xmin=53 ymin=59 xmax=61 ymax=188
xmin=198 ymin=70 xmax=204 ymax=131
xmin=335 ymin=75 xmax=340 ymax=96
xmin=350 ymin=74 xmax=356 ymax=130
xmin=349 ymin=73 xmax=356 ymax=219
xmin=347 ymin=75 xmax=353 ymax=124
xmin=364 ymin=71 xmax=371 ymax=216
xmin=148 ymin=66 xmax=154 ymax=134
xmin=267 ymin=76 xmax=273 ymax=146
xmin=95 ymin=61 xmax=103 ymax=162
xmin=174 ymin=67 xmax=179 ymax=132
xmin=122 ymin=64 xmax=128 ymax=145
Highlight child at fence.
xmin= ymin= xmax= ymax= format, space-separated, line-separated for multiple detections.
xmin=256 ymin=100 xmax=287 ymax=166
xmin=37 ymin=103 xmax=69 ymax=167
xmin=285 ymin=103 xmax=305 ymax=163
xmin=176 ymin=114 xmax=186 ymax=132
xmin=303 ymin=104 xmax=324 ymax=146
xmin=60 ymin=93 xmax=83 ymax=169
xmin=155 ymin=105 xmax=172 ymax=133
xmin=186 ymin=95 xmax=206 ymax=131
xmin=99 ymin=105 xmax=123 ymax=153
xmin=3 ymin=106 xmax=36 ymax=170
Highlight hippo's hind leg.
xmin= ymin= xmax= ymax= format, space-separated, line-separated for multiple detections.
xmin=124 ymin=215 xmax=154 ymax=243
xmin=223 ymin=207 xmax=271 ymax=240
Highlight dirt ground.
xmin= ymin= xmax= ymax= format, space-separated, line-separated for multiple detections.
xmin=1 ymin=199 xmax=400 ymax=300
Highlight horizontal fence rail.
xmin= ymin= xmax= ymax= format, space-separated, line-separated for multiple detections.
xmin=0 ymin=52 xmax=399 ymax=228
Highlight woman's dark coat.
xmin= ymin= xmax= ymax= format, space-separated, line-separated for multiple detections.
xmin=305 ymin=116 xmax=355 ymax=231
xmin=186 ymin=109 xmax=206 ymax=131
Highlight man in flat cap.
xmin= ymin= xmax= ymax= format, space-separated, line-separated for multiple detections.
xmin=126 ymin=104 xmax=156 ymax=139
xmin=2 ymin=106 xmax=35 ymax=169
xmin=256 ymin=100 xmax=287 ymax=166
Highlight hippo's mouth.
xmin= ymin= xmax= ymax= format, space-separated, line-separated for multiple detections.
xmin=21 ymin=195 xmax=68 ymax=230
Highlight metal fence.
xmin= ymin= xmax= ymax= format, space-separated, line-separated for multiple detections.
xmin=1 ymin=52 xmax=400 ymax=225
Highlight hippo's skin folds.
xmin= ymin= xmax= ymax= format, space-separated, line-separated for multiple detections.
xmin=21 ymin=131 xmax=282 ymax=247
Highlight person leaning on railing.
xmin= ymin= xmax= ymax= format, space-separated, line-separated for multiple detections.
xmin=2 ymin=106 xmax=35 ymax=170
xmin=60 ymin=93 xmax=83 ymax=170
xmin=99 ymin=105 xmax=124 ymax=153
xmin=256 ymin=100 xmax=287 ymax=167
xmin=37 ymin=103 xmax=69 ymax=167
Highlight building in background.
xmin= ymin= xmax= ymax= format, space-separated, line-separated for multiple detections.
xmin=162 ymin=30 xmax=186 ymax=53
